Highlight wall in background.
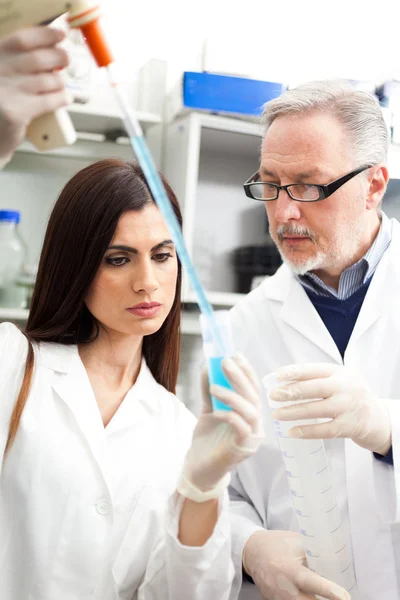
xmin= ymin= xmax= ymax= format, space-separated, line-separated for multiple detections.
xmin=384 ymin=180 xmax=400 ymax=220
xmin=96 ymin=0 xmax=400 ymax=102
xmin=68 ymin=0 xmax=400 ymax=116
xmin=0 ymin=153 xmax=86 ymax=265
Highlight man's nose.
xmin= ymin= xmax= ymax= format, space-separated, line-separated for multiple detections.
xmin=272 ymin=189 xmax=303 ymax=223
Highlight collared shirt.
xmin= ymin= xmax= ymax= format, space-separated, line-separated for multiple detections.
xmin=299 ymin=212 xmax=392 ymax=300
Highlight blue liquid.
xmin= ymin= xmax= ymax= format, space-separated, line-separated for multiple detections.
xmin=209 ymin=357 xmax=233 ymax=411
xmin=111 ymin=79 xmax=226 ymax=355
xmin=131 ymin=136 xmax=226 ymax=356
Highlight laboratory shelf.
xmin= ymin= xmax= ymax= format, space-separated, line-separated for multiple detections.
xmin=68 ymin=104 xmax=161 ymax=136
xmin=15 ymin=107 xmax=161 ymax=162
xmin=0 ymin=308 xmax=29 ymax=321
xmin=182 ymin=291 xmax=245 ymax=308
xmin=158 ymin=112 xmax=264 ymax=300
xmin=16 ymin=136 xmax=132 ymax=161
xmin=180 ymin=312 xmax=201 ymax=335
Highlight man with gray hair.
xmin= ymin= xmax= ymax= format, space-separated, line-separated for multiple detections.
xmin=230 ymin=80 xmax=399 ymax=599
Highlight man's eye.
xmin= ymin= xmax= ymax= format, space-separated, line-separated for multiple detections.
xmin=105 ymin=256 xmax=130 ymax=267
xmin=153 ymin=253 xmax=172 ymax=263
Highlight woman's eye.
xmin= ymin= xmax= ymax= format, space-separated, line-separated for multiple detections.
xmin=106 ymin=256 xmax=130 ymax=267
xmin=153 ymin=252 xmax=172 ymax=263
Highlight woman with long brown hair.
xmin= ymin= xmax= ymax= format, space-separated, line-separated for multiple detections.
xmin=0 ymin=158 xmax=263 ymax=599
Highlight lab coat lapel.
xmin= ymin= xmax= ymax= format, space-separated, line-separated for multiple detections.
xmin=266 ymin=266 xmax=342 ymax=363
xmin=347 ymin=219 xmax=400 ymax=349
xmin=47 ymin=347 xmax=110 ymax=481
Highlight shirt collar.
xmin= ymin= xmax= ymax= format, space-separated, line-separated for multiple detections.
xmin=362 ymin=211 xmax=391 ymax=279
xmin=298 ymin=211 xmax=392 ymax=298
xmin=38 ymin=342 xmax=164 ymax=414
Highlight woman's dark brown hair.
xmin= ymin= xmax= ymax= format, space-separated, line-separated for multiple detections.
xmin=5 ymin=158 xmax=182 ymax=454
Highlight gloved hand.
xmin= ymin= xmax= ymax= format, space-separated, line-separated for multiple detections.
xmin=271 ymin=363 xmax=391 ymax=455
xmin=243 ymin=530 xmax=350 ymax=600
xmin=0 ymin=27 xmax=71 ymax=165
xmin=178 ymin=353 xmax=265 ymax=501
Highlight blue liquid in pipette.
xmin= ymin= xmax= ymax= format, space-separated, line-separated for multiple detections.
xmin=130 ymin=137 xmax=232 ymax=411
xmin=209 ymin=357 xmax=234 ymax=411
xmin=108 ymin=76 xmax=230 ymax=406
xmin=132 ymin=135 xmax=227 ymax=357
xmin=132 ymin=137 xmax=211 ymax=314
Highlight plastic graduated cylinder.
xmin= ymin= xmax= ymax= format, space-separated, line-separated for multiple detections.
xmin=263 ymin=372 xmax=359 ymax=599
xmin=199 ymin=310 xmax=234 ymax=411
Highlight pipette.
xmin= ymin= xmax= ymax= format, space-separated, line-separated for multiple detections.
xmin=68 ymin=1 xmax=228 ymax=358
xmin=109 ymin=77 xmax=226 ymax=346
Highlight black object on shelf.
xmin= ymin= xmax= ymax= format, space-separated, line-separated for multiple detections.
xmin=232 ymin=242 xmax=282 ymax=293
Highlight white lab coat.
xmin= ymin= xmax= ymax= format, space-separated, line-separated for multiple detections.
xmin=230 ymin=218 xmax=400 ymax=600
xmin=0 ymin=323 xmax=235 ymax=600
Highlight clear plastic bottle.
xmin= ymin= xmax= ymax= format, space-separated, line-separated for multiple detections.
xmin=263 ymin=372 xmax=358 ymax=599
xmin=0 ymin=210 xmax=27 ymax=308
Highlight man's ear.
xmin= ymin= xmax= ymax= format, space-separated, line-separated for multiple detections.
xmin=366 ymin=164 xmax=389 ymax=210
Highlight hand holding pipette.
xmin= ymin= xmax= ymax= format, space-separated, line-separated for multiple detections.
xmin=0 ymin=0 xmax=239 ymax=407
xmin=68 ymin=1 xmax=235 ymax=397
xmin=0 ymin=25 xmax=73 ymax=164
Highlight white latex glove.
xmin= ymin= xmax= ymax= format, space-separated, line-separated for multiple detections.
xmin=179 ymin=353 xmax=265 ymax=500
xmin=243 ymin=530 xmax=350 ymax=600
xmin=271 ymin=363 xmax=391 ymax=455
xmin=0 ymin=27 xmax=71 ymax=165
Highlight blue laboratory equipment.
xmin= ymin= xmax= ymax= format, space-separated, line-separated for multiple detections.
xmin=208 ymin=358 xmax=232 ymax=411
xmin=109 ymin=72 xmax=234 ymax=408
xmin=199 ymin=311 xmax=235 ymax=411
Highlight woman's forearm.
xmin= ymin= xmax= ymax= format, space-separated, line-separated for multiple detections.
xmin=178 ymin=498 xmax=219 ymax=546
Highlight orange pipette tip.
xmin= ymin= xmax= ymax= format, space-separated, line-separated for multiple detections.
xmin=68 ymin=5 xmax=114 ymax=68
xmin=79 ymin=17 xmax=114 ymax=68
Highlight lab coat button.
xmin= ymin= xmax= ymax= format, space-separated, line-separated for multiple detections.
xmin=96 ymin=500 xmax=111 ymax=515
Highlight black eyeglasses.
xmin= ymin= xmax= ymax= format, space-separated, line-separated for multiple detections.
xmin=243 ymin=164 xmax=373 ymax=202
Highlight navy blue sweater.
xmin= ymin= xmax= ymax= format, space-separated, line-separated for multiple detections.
xmin=304 ymin=278 xmax=372 ymax=359
xmin=305 ymin=278 xmax=393 ymax=465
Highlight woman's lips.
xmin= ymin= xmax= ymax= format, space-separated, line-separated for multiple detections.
xmin=126 ymin=304 xmax=162 ymax=318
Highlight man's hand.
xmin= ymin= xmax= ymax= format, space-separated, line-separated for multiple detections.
xmin=271 ymin=363 xmax=391 ymax=455
xmin=243 ymin=530 xmax=350 ymax=600
xmin=0 ymin=27 xmax=71 ymax=165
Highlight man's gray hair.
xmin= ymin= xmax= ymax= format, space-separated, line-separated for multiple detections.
xmin=262 ymin=80 xmax=389 ymax=166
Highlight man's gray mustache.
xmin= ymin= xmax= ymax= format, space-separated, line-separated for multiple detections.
xmin=276 ymin=225 xmax=317 ymax=242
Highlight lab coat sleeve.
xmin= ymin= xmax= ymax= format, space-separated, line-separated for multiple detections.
xmin=372 ymin=398 xmax=400 ymax=524
xmin=0 ymin=322 xmax=28 ymax=470
xmin=229 ymin=467 xmax=264 ymax=527
xmin=227 ymin=467 xmax=265 ymax=595
xmin=137 ymin=400 xmax=236 ymax=600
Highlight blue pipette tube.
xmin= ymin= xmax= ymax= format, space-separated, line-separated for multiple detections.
xmin=109 ymin=75 xmax=231 ymax=407
xmin=131 ymin=134 xmax=227 ymax=353
xmin=200 ymin=311 xmax=235 ymax=411
xmin=134 ymin=135 xmax=233 ymax=411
